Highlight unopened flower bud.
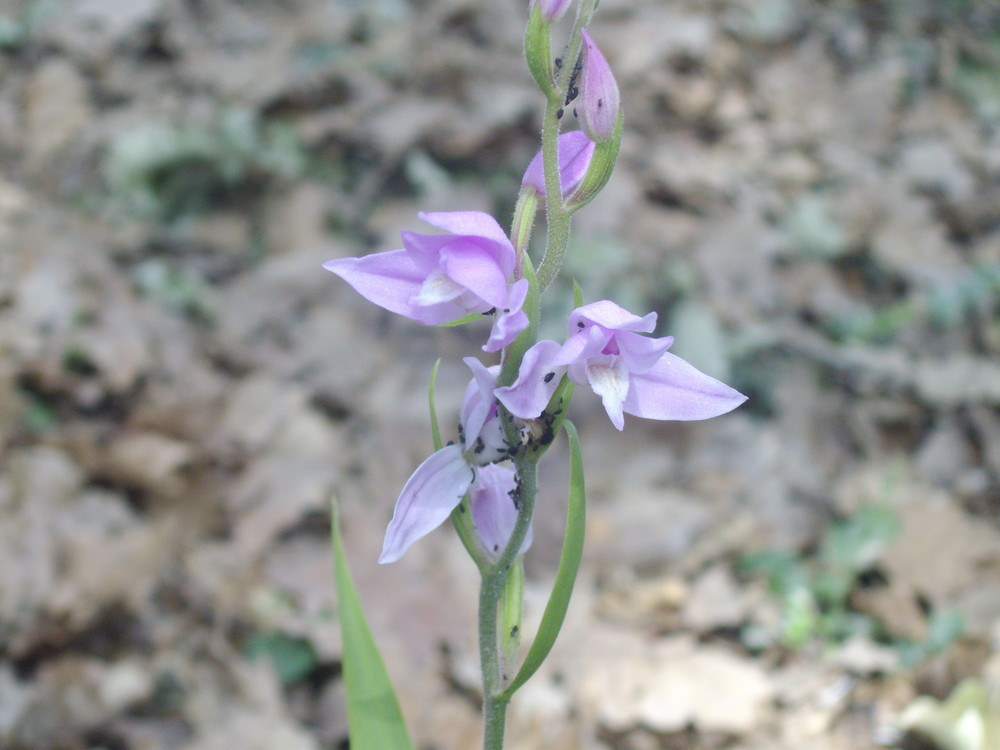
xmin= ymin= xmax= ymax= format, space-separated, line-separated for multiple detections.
xmin=530 ymin=0 xmax=572 ymax=22
xmin=521 ymin=131 xmax=595 ymax=199
xmin=578 ymin=30 xmax=620 ymax=143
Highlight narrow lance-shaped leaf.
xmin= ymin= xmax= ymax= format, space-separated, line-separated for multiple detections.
xmin=428 ymin=358 xmax=443 ymax=451
xmin=499 ymin=420 xmax=586 ymax=700
xmin=331 ymin=498 xmax=415 ymax=750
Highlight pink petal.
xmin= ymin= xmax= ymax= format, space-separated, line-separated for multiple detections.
xmin=531 ymin=0 xmax=573 ymax=22
xmin=484 ymin=279 xmax=530 ymax=352
xmin=470 ymin=463 xmax=532 ymax=560
xmin=578 ymin=30 xmax=621 ymax=142
xmin=461 ymin=358 xmax=500 ymax=445
xmin=521 ymin=131 xmax=596 ymax=198
xmin=495 ymin=339 xmax=563 ymax=419
xmin=440 ymin=243 xmax=510 ymax=309
xmin=379 ymin=444 xmax=475 ymax=564
xmin=418 ymin=211 xmax=514 ymax=257
xmin=568 ymin=300 xmax=657 ymax=334
xmin=614 ymin=330 xmax=674 ymax=374
xmin=323 ymin=251 xmax=460 ymax=325
xmin=622 ymin=352 xmax=748 ymax=422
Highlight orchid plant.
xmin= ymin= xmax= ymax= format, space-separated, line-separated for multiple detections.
xmin=325 ymin=0 xmax=747 ymax=748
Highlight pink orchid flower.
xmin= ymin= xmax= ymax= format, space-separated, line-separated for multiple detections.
xmin=379 ymin=359 xmax=531 ymax=563
xmin=496 ymin=300 xmax=747 ymax=430
xmin=324 ymin=211 xmax=529 ymax=352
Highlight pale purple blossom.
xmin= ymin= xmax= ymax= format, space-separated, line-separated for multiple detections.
xmin=496 ymin=300 xmax=747 ymax=430
xmin=470 ymin=463 xmax=531 ymax=562
xmin=530 ymin=0 xmax=572 ymax=22
xmin=521 ymin=131 xmax=596 ymax=199
xmin=379 ymin=359 xmax=530 ymax=564
xmin=323 ymin=211 xmax=529 ymax=352
xmin=578 ymin=30 xmax=620 ymax=143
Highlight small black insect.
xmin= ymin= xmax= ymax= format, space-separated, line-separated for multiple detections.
xmin=543 ymin=372 xmax=555 ymax=383
xmin=565 ymin=54 xmax=582 ymax=105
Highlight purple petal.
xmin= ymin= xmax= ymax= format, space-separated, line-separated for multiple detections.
xmin=553 ymin=324 xmax=610 ymax=370
xmin=484 ymin=279 xmax=530 ymax=352
xmin=495 ymin=339 xmax=563 ymax=419
xmin=418 ymin=211 xmax=514 ymax=257
xmin=379 ymin=444 xmax=475 ymax=564
xmin=521 ymin=131 xmax=596 ymax=198
xmin=614 ymin=330 xmax=674 ymax=374
xmin=622 ymin=352 xmax=748 ymax=423
xmin=531 ymin=0 xmax=573 ymax=22
xmin=568 ymin=300 xmax=657 ymax=334
xmin=578 ymin=30 xmax=620 ymax=142
xmin=440 ymin=243 xmax=510 ymax=309
xmin=324 ymin=252 xmax=463 ymax=325
xmin=460 ymin=358 xmax=500 ymax=444
xmin=470 ymin=464 xmax=532 ymax=560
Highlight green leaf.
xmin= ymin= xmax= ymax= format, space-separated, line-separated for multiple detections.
xmin=331 ymin=498 xmax=414 ymax=750
xmin=439 ymin=312 xmax=482 ymax=327
xmin=428 ymin=358 xmax=443 ymax=451
xmin=499 ymin=420 xmax=586 ymax=700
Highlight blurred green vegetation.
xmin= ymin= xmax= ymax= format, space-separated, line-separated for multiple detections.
xmin=739 ymin=503 xmax=965 ymax=666
xmin=244 ymin=630 xmax=320 ymax=686
xmin=104 ymin=108 xmax=308 ymax=223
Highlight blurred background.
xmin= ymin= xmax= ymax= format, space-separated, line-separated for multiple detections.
xmin=2 ymin=0 xmax=1000 ymax=748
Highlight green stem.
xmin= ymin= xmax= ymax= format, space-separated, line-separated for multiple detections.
xmin=479 ymin=455 xmax=538 ymax=750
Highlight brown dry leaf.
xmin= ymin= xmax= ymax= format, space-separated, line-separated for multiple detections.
xmin=184 ymin=659 xmax=319 ymax=750
xmin=682 ymin=563 xmax=755 ymax=633
xmin=99 ymin=430 xmax=194 ymax=499
xmin=22 ymin=58 xmax=93 ymax=169
xmin=48 ymin=492 xmax=175 ymax=631
xmin=257 ymin=537 xmax=341 ymax=661
xmin=579 ymin=626 xmax=773 ymax=736
xmin=870 ymin=187 xmax=961 ymax=282
xmin=1 ymin=656 xmax=154 ymax=746
xmin=881 ymin=488 xmax=1000 ymax=609
xmin=0 ymin=445 xmax=176 ymax=654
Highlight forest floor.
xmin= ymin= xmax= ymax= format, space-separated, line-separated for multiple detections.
xmin=2 ymin=0 xmax=1000 ymax=748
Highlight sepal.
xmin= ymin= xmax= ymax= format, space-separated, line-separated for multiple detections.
xmin=567 ymin=109 xmax=622 ymax=210
xmin=524 ymin=4 xmax=555 ymax=98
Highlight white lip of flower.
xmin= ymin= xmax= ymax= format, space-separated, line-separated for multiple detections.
xmin=584 ymin=358 xmax=629 ymax=424
xmin=412 ymin=268 xmax=467 ymax=306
